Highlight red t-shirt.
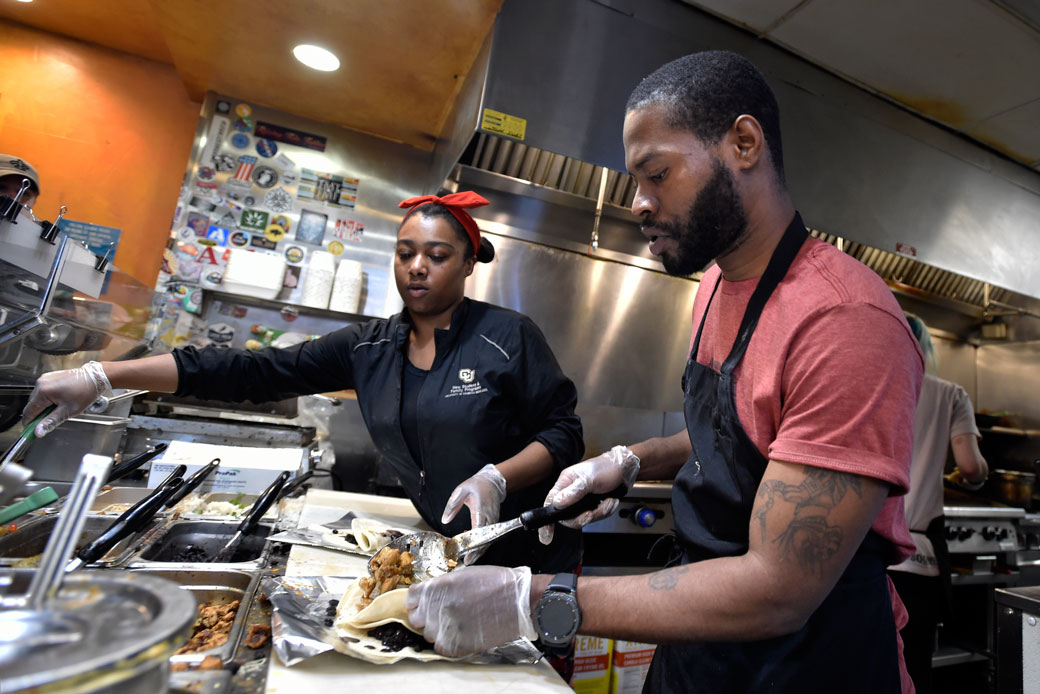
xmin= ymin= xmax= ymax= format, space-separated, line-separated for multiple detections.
xmin=691 ymin=236 xmax=923 ymax=692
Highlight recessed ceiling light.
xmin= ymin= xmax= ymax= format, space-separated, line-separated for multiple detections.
xmin=15 ymin=0 xmax=34 ymax=4
xmin=292 ymin=44 xmax=340 ymax=72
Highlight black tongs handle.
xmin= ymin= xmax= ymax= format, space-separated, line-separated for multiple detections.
xmin=106 ymin=443 xmax=168 ymax=484
xmin=75 ymin=478 xmax=183 ymax=565
xmin=518 ymin=483 xmax=629 ymax=530
xmin=236 ymin=471 xmax=290 ymax=537
xmin=164 ymin=458 xmax=220 ymax=508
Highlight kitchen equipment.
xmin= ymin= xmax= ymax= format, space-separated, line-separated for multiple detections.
xmin=163 ymin=457 xmax=220 ymax=508
xmin=106 ymin=442 xmax=168 ymax=483
xmin=0 ymin=403 xmax=55 ymax=469
xmin=378 ymin=483 xmax=628 ymax=581
xmin=11 ymin=454 xmax=112 ymax=609
xmin=991 ymin=469 xmax=1036 ymax=507
xmin=22 ymin=413 xmax=130 ymax=482
xmin=222 ymin=247 xmax=288 ymax=300
xmin=212 ymin=470 xmax=290 ymax=562
xmin=137 ymin=520 xmax=274 ymax=565
xmin=0 ymin=486 xmax=58 ymax=525
xmin=277 ymin=469 xmax=313 ymax=499
xmin=67 ymin=477 xmax=183 ymax=572
xmin=0 ymin=569 xmax=195 ymax=693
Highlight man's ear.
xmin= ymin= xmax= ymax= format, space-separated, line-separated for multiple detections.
xmin=727 ymin=115 xmax=766 ymax=172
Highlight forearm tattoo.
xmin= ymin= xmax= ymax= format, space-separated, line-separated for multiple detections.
xmin=752 ymin=468 xmax=863 ymax=577
xmin=648 ymin=565 xmax=690 ymax=591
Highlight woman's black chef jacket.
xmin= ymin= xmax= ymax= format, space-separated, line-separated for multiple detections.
xmin=173 ymin=298 xmax=584 ymax=573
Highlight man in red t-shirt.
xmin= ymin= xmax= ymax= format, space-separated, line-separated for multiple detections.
xmin=405 ymin=51 xmax=923 ymax=693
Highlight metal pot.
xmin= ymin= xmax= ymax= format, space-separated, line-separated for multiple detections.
xmin=0 ymin=569 xmax=196 ymax=693
xmin=990 ymin=469 xmax=1036 ymax=506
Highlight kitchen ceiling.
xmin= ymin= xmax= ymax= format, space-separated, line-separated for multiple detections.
xmin=0 ymin=0 xmax=502 ymax=151
xmin=680 ymin=0 xmax=1040 ymax=171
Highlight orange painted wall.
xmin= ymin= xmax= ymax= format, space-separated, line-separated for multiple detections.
xmin=0 ymin=19 xmax=200 ymax=286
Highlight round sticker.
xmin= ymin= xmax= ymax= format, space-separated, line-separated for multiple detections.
xmin=230 ymin=231 xmax=250 ymax=247
xmin=327 ymin=240 xmax=345 ymax=256
xmin=264 ymin=188 xmax=293 ymax=213
xmin=178 ymin=227 xmax=194 ymax=241
xmin=235 ymin=103 xmax=252 ymax=118
xmin=204 ymin=271 xmax=224 ymax=285
xmin=285 ymin=246 xmax=304 ymax=263
xmin=212 ymin=152 xmax=236 ymax=171
xmin=252 ymin=166 xmax=279 ymax=188
xmin=244 ymin=195 xmax=257 ymax=207
xmin=230 ymin=133 xmax=250 ymax=149
xmin=271 ymin=214 xmax=291 ymax=232
xmin=216 ymin=100 xmax=231 ymax=114
xmin=197 ymin=166 xmax=215 ymax=181
xmin=232 ymin=116 xmax=254 ymax=132
xmin=265 ymin=223 xmax=287 ymax=243
xmin=255 ymin=139 xmax=278 ymax=158
xmin=280 ymin=306 xmax=299 ymax=323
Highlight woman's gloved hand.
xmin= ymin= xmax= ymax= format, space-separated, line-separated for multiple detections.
xmin=441 ymin=463 xmax=507 ymax=564
xmin=20 ymin=361 xmax=112 ymax=437
xmin=539 ymin=445 xmax=640 ymax=545
xmin=406 ymin=565 xmax=537 ymax=657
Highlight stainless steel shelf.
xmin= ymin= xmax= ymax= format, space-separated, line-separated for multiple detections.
xmin=204 ymin=290 xmax=380 ymax=324
xmin=951 ymin=571 xmax=1020 ymax=585
xmin=932 ymin=645 xmax=989 ymax=669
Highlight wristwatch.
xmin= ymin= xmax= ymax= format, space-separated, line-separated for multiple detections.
xmin=534 ymin=572 xmax=582 ymax=652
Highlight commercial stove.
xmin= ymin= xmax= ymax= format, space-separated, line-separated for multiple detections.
xmin=581 ymin=481 xmax=673 ymax=576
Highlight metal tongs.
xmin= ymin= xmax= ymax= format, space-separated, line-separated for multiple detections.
xmin=2 ymin=454 xmax=112 ymax=609
xmin=376 ymin=484 xmax=629 ymax=582
xmin=212 ymin=471 xmax=290 ymax=562
xmin=65 ymin=465 xmax=186 ymax=572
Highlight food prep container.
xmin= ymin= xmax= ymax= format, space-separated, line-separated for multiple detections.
xmin=131 ymin=520 xmax=274 ymax=568
xmin=0 ymin=514 xmax=160 ymax=568
xmin=129 ymin=568 xmax=260 ymax=665
xmin=91 ymin=487 xmax=155 ymax=515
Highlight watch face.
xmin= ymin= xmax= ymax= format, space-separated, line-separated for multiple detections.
xmin=537 ymin=593 xmax=581 ymax=646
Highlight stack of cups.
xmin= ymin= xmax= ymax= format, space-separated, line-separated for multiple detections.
xmin=300 ymin=250 xmax=335 ymax=309
xmin=329 ymin=259 xmax=363 ymax=314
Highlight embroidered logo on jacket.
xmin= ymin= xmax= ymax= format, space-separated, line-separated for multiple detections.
xmin=446 ymin=367 xmax=487 ymax=398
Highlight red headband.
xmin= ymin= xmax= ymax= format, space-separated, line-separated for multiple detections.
xmin=398 ymin=191 xmax=489 ymax=255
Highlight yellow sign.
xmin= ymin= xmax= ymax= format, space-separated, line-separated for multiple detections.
xmin=481 ymin=108 xmax=526 ymax=141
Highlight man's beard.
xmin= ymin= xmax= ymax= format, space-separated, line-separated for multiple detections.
xmin=643 ymin=158 xmax=748 ymax=276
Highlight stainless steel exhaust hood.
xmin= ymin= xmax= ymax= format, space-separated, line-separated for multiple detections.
xmin=433 ymin=0 xmax=1040 ymax=301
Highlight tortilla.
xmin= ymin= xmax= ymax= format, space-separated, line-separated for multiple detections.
xmin=320 ymin=516 xmax=410 ymax=555
xmin=332 ymin=578 xmax=457 ymax=664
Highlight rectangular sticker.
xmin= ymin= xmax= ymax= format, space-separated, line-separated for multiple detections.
xmin=297 ymin=168 xmax=359 ymax=208
xmin=481 ymin=108 xmax=526 ymax=140
xmin=253 ymin=121 xmax=327 ymax=152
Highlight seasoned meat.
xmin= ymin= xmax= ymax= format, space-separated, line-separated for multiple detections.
xmin=359 ymin=547 xmax=414 ymax=608
xmin=243 ymin=623 xmax=271 ymax=649
xmin=174 ymin=599 xmax=241 ymax=655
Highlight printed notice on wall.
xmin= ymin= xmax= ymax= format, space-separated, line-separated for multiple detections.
xmin=58 ymin=219 xmax=122 ymax=259
xmin=481 ymin=108 xmax=527 ymax=141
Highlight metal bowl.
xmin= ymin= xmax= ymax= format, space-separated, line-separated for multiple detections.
xmin=0 ymin=569 xmax=196 ymax=693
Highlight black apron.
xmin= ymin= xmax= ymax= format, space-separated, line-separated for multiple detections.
xmin=643 ymin=214 xmax=902 ymax=693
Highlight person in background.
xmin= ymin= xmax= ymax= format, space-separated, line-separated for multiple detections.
xmin=404 ymin=51 xmax=924 ymax=693
xmin=20 ymin=191 xmax=585 ymax=578
xmin=888 ymin=314 xmax=988 ymax=694
xmin=0 ymin=155 xmax=41 ymax=210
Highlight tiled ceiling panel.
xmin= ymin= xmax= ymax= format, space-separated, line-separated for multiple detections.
xmin=680 ymin=0 xmax=1040 ymax=168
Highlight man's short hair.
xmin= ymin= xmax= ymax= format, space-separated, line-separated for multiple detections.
xmin=626 ymin=51 xmax=785 ymax=183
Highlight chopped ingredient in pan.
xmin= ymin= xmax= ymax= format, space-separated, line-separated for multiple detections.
xmin=175 ymin=599 xmax=240 ymax=654
xmin=199 ymin=655 xmax=224 ymax=670
xmin=13 ymin=554 xmax=42 ymax=568
xmin=243 ymin=624 xmax=271 ymax=649
xmin=367 ymin=623 xmax=431 ymax=653
xmin=170 ymin=545 xmax=209 ymax=563
xmin=359 ymin=546 xmax=414 ymax=607
xmin=100 ymin=503 xmax=133 ymax=514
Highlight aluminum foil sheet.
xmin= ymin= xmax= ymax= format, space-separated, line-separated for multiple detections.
xmin=261 ymin=575 xmax=543 ymax=667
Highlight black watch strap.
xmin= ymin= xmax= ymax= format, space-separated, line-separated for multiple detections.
xmin=547 ymin=572 xmax=578 ymax=594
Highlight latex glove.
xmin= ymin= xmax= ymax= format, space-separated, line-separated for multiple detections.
xmin=21 ymin=361 xmax=112 ymax=438
xmin=539 ymin=445 xmax=640 ymax=545
xmin=406 ymin=565 xmax=537 ymax=657
xmin=441 ymin=464 xmax=507 ymax=564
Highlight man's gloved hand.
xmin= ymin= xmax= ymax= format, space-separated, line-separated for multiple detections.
xmin=539 ymin=445 xmax=640 ymax=545
xmin=20 ymin=361 xmax=112 ymax=437
xmin=405 ymin=565 xmax=537 ymax=657
xmin=441 ymin=464 xmax=507 ymax=564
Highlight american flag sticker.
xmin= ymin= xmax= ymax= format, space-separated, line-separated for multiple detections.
xmin=233 ymin=156 xmax=257 ymax=182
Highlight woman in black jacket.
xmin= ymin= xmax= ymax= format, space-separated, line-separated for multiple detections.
xmin=21 ymin=191 xmax=584 ymax=573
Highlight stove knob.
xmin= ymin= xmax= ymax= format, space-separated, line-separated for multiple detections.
xmin=982 ymin=527 xmax=997 ymax=541
xmin=958 ymin=528 xmax=975 ymax=541
xmin=631 ymin=507 xmax=659 ymax=528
